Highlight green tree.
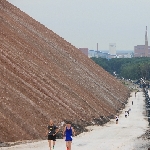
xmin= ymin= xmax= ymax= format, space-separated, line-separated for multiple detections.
xmin=91 ymin=57 xmax=150 ymax=80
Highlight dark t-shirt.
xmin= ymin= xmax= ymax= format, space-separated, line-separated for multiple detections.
xmin=48 ymin=125 xmax=57 ymax=135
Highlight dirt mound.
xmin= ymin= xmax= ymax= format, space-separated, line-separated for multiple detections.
xmin=0 ymin=0 xmax=129 ymax=142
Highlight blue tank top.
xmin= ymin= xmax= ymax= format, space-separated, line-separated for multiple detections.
xmin=65 ymin=127 xmax=72 ymax=137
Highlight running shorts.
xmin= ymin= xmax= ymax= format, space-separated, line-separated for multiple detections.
xmin=65 ymin=136 xmax=72 ymax=141
xmin=48 ymin=135 xmax=56 ymax=141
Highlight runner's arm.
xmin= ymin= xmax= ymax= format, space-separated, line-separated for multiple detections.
xmin=71 ymin=127 xmax=75 ymax=136
xmin=63 ymin=126 xmax=66 ymax=137
xmin=46 ymin=126 xmax=49 ymax=136
xmin=45 ymin=130 xmax=49 ymax=136
xmin=53 ymin=127 xmax=59 ymax=136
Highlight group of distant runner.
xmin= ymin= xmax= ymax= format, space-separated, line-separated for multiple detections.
xmin=116 ymin=107 xmax=132 ymax=124
xmin=115 ymin=91 xmax=137 ymax=124
xmin=46 ymin=120 xmax=75 ymax=150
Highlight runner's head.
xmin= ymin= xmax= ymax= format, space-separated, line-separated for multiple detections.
xmin=49 ymin=119 xmax=53 ymax=125
xmin=66 ymin=121 xmax=72 ymax=127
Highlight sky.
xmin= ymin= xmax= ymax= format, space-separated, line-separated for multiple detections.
xmin=8 ymin=0 xmax=150 ymax=51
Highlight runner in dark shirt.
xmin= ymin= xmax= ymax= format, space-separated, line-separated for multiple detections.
xmin=46 ymin=120 xmax=59 ymax=150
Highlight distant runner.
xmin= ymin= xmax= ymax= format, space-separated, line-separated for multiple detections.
xmin=132 ymin=101 xmax=133 ymax=105
xmin=115 ymin=115 xmax=119 ymax=124
xmin=135 ymin=91 xmax=137 ymax=97
xmin=127 ymin=108 xmax=131 ymax=116
xmin=125 ymin=111 xmax=128 ymax=118
xmin=127 ymin=110 xmax=129 ymax=116
xmin=46 ymin=120 xmax=59 ymax=150
xmin=63 ymin=121 xmax=75 ymax=150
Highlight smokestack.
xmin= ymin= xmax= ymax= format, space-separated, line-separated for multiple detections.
xmin=145 ymin=26 xmax=148 ymax=57
xmin=145 ymin=26 xmax=148 ymax=42
xmin=97 ymin=43 xmax=98 ymax=51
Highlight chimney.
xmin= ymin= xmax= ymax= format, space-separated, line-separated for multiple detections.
xmin=145 ymin=26 xmax=148 ymax=57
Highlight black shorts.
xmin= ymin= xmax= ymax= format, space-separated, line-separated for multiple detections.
xmin=48 ymin=135 xmax=56 ymax=141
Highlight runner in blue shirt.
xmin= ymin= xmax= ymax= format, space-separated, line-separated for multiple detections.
xmin=63 ymin=121 xmax=75 ymax=150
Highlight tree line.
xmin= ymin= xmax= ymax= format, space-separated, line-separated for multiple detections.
xmin=91 ymin=57 xmax=150 ymax=80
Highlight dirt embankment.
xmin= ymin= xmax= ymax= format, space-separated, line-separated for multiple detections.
xmin=0 ymin=0 xmax=129 ymax=142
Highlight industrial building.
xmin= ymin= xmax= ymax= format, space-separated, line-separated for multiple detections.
xmin=134 ymin=26 xmax=150 ymax=57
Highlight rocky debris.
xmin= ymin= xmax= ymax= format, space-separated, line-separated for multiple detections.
xmin=0 ymin=0 xmax=129 ymax=142
xmin=144 ymin=129 xmax=150 ymax=139
xmin=0 ymin=142 xmax=10 ymax=147
xmin=143 ymin=88 xmax=150 ymax=125
xmin=137 ymin=87 xmax=150 ymax=147
xmin=138 ymin=121 xmax=150 ymax=140
xmin=135 ymin=140 xmax=150 ymax=150
xmin=0 ymin=140 xmax=41 ymax=147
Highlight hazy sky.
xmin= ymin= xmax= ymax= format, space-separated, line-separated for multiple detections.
xmin=8 ymin=0 xmax=150 ymax=50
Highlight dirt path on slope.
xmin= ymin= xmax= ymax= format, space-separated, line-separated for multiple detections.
xmin=1 ymin=91 xmax=149 ymax=150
